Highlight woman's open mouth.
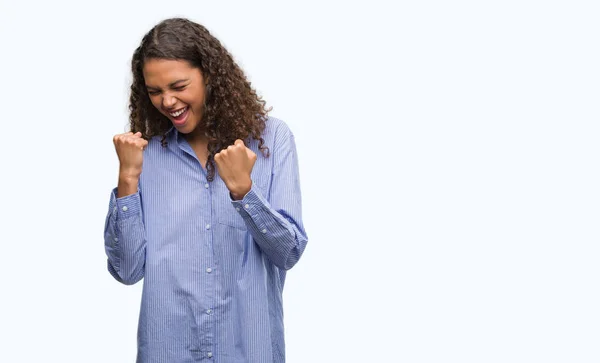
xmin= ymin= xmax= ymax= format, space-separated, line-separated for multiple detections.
xmin=169 ymin=106 xmax=189 ymax=126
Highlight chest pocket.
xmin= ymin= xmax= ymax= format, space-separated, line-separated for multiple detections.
xmin=215 ymin=178 xmax=269 ymax=230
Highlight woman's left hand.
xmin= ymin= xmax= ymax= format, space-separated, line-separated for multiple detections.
xmin=214 ymin=139 xmax=257 ymax=200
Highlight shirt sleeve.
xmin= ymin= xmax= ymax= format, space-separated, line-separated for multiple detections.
xmin=230 ymin=123 xmax=308 ymax=270
xmin=103 ymin=187 xmax=147 ymax=285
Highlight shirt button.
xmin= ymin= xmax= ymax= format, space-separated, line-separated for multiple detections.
xmin=236 ymin=207 xmax=240 ymax=211
xmin=206 ymin=309 xmax=212 ymax=315
xmin=261 ymin=229 xmax=267 ymax=233
xmin=204 ymin=183 xmax=209 ymax=189
xmin=114 ymin=237 xmax=118 ymax=242
xmin=206 ymin=268 xmax=213 ymax=273
xmin=207 ymin=352 xmax=213 ymax=358
xmin=205 ymin=224 xmax=211 ymax=230
xmin=122 ymin=206 xmax=128 ymax=211
xmin=244 ymin=204 xmax=250 ymax=209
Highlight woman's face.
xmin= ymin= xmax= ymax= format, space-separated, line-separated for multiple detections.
xmin=143 ymin=58 xmax=207 ymax=135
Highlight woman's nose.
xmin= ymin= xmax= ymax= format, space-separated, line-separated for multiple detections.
xmin=162 ymin=94 xmax=177 ymax=109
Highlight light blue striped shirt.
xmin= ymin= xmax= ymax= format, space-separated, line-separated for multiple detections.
xmin=104 ymin=116 xmax=308 ymax=363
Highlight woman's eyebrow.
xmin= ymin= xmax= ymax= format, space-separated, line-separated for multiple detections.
xmin=146 ymin=79 xmax=190 ymax=90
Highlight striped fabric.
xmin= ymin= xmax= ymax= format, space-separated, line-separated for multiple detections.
xmin=104 ymin=116 xmax=308 ymax=363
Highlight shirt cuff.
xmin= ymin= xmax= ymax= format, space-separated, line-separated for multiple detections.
xmin=110 ymin=187 xmax=142 ymax=220
xmin=230 ymin=180 xmax=268 ymax=216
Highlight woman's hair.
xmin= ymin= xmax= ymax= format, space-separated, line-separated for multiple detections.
xmin=129 ymin=18 xmax=271 ymax=181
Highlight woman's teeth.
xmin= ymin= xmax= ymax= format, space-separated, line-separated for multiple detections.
xmin=170 ymin=107 xmax=187 ymax=117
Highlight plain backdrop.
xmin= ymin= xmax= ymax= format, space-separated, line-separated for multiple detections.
xmin=0 ymin=1 xmax=599 ymax=362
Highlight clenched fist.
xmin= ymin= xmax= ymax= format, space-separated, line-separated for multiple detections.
xmin=114 ymin=132 xmax=148 ymax=197
xmin=214 ymin=139 xmax=257 ymax=200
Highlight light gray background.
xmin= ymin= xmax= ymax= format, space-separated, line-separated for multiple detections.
xmin=0 ymin=0 xmax=598 ymax=362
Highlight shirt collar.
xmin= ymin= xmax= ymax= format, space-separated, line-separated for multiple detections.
xmin=165 ymin=126 xmax=181 ymax=153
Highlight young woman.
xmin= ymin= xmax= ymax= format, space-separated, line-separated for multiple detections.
xmin=104 ymin=17 xmax=308 ymax=363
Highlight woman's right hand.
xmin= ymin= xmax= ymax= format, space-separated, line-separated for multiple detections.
xmin=113 ymin=131 xmax=148 ymax=180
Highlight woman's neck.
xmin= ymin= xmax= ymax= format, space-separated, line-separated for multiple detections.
xmin=184 ymin=127 xmax=208 ymax=147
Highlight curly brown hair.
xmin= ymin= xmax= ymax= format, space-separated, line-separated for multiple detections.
xmin=128 ymin=18 xmax=271 ymax=181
